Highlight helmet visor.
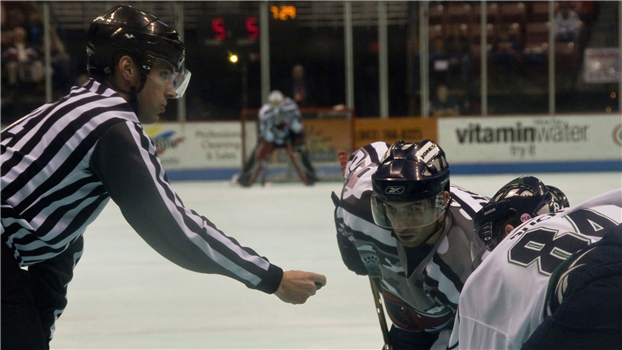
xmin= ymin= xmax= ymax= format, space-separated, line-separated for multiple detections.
xmin=371 ymin=192 xmax=446 ymax=230
xmin=169 ymin=68 xmax=191 ymax=99
xmin=147 ymin=59 xmax=192 ymax=99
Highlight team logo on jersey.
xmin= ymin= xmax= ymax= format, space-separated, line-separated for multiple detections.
xmin=520 ymin=213 xmax=532 ymax=222
xmin=385 ymin=186 xmax=405 ymax=194
xmin=361 ymin=253 xmax=382 ymax=278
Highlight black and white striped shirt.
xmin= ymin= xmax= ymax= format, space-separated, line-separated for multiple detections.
xmin=1 ymin=78 xmax=283 ymax=293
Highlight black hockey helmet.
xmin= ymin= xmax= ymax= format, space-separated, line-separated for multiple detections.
xmin=86 ymin=5 xmax=190 ymax=97
xmin=474 ymin=176 xmax=570 ymax=251
xmin=371 ymin=140 xmax=450 ymax=203
xmin=370 ymin=140 xmax=450 ymax=231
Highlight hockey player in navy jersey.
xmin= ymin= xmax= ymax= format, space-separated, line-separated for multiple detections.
xmin=449 ymin=177 xmax=621 ymax=349
xmin=333 ymin=140 xmax=489 ymax=350
xmin=1 ymin=6 xmax=325 ymax=350
xmin=237 ymin=90 xmax=317 ymax=186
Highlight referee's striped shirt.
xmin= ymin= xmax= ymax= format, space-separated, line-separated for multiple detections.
xmin=1 ymin=78 xmax=283 ymax=294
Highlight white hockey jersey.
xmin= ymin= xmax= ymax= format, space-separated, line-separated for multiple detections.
xmin=335 ymin=142 xmax=489 ymax=335
xmin=258 ymin=97 xmax=302 ymax=145
xmin=449 ymin=188 xmax=622 ymax=350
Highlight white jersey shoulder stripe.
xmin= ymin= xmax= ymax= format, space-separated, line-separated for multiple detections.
xmin=342 ymin=209 xmax=396 ymax=247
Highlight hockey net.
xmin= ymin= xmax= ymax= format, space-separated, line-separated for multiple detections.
xmin=240 ymin=107 xmax=355 ymax=183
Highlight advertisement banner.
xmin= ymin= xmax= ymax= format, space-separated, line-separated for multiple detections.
xmin=296 ymin=119 xmax=351 ymax=162
xmin=353 ymin=117 xmax=438 ymax=150
xmin=143 ymin=122 xmax=244 ymax=169
xmin=438 ymin=115 xmax=622 ymax=164
xmin=583 ymin=48 xmax=621 ymax=83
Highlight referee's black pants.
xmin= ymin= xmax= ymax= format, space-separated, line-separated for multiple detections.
xmin=2 ymin=241 xmax=48 ymax=350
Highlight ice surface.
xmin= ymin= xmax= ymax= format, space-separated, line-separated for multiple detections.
xmin=51 ymin=172 xmax=621 ymax=349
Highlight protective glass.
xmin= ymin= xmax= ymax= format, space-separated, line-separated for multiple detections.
xmin=371 ymin=192 xmax=446 ymax=230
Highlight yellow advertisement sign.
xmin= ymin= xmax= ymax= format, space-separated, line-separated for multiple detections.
xmin=294 ymin=119 xmax=351 ymax=162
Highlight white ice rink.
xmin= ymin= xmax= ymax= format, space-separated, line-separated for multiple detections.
xmin=51 ymin=172 xmax=621 ymax=349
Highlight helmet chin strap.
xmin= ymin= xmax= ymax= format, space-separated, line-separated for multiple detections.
xmin=128 ymin=86 xmax=139 ymax=116
xmin=421 ymin=211 xmax=447 ymax=246
xmin=106 ymin=73 xmax=148 ymax=117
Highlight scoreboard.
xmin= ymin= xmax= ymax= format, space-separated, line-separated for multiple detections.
xmin=206 ymin=5 xmax=297 ymax=43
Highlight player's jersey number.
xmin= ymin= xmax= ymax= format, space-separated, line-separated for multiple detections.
xmin=508 ymin=209 xmax=619 ymax=275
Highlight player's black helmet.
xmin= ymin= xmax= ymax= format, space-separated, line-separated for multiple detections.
xmin=370 ymin=140 xmax=450 ymax=231
xmin=474 ymin=176 xmax=570 ymax=251
xmin=371 ymin=140 xmax=450 ymax=203
xmin=87 ymin=5 xmax=185 ymax=76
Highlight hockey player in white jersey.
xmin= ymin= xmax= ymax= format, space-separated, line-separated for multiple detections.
xmin=333 ymin=140 xmax=489 ymax=350
xmin=237 ymin=90 xmax=317 ymax=186
xmin=449 ymin=178 xmax=621 ymax=349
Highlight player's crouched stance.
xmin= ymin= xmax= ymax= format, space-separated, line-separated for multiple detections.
xmin=449 ymin=177 xmax=621 ymax=350
xmin=237 ymin=90 xmax=317 ymax=187
xmin=333 ymin=140 xmax=489 ymax=350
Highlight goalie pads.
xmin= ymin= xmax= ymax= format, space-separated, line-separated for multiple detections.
xmin=237 ymin=140 xmax=274 ymax=187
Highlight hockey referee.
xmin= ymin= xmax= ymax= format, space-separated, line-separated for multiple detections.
xmin=1 ymin=5 xmax=326 ymax=349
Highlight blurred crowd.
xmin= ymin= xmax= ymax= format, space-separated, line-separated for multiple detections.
xmin=0 ymin=1 xmax=608 ymax=123
xmin=1 ymin=2 xmax=76 ymax=124
xmin=410 ymin=1 xmax=594 ymax=116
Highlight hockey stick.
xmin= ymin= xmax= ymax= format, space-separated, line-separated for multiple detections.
xmin=337 ymin=149 xmax=392 ymax=349
xmin=369 ymin=277 xmax=392 ymax=350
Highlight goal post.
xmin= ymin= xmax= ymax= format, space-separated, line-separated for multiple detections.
xmin=240 ymin=107 xmax=355 ymax=182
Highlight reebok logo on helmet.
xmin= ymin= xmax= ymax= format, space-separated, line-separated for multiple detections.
xmin=385 ymin=186 xmax=405 ymax=194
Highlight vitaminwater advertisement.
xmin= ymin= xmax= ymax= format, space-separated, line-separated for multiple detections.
xmin=438 ymin=115 xmax=622 ymax=164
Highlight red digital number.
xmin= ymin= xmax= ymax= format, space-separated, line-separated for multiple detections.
xmin=246 ymin=17 xmax=259 ymax=40
xmin=212 ymin=18 xmax=226 ymax=40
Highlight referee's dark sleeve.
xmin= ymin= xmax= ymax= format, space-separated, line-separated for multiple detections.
xmin=90 ymin=122 xmax=283 ymax=294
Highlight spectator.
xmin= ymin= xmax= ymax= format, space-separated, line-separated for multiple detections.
xmin=446 ymin=25 xmax=471 ymax=86
xmin=429 ymin=37 xmax=451 ymax=89
xmin=49 ymin=29 xmax=73 ymax=98
xmin=492 ymin=25 xmax=522 ymax=72
xmin=1 ymin=3 xmax=8 ymax=47
xmin=2 ymin=26 xmax=44 ymax=88
xmin=282 ymin=63 xmax=316 ymax=107
xmin=25 ymin=4 xmax=74 ymax=98
xmin=430 ymin=84 xmax=461 ymax=117
xmin=554 ymin=2 xmax=582 ymax=43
